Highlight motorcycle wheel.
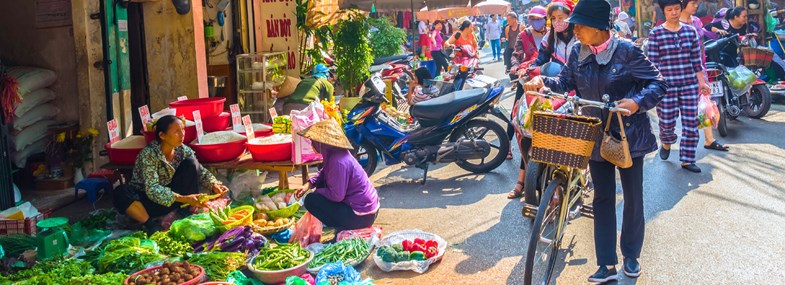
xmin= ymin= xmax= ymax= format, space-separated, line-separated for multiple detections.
xmin=449 ymin=118 xmax=510 ymax=173
xmin=351 ymin=140 xmax=378 ymax=177
xmin=714 ymin=97 xmax=728 ymax=137
xmin=744 ymin=84 xmax=772 ymax=118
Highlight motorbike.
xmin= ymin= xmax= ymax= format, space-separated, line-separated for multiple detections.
xmin=344 ymin=70 xmax=510 ymax=183
xmin=451 ymin=45 xmax=481 ymax=73
xmin=704 ymin=33 xmax=772 ymax=137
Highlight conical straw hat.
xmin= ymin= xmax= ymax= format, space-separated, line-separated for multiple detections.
xmin=298 ymin=119 xmax=353 ymax=150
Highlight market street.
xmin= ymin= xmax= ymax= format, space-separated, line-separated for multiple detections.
xmin=358 ymin=51 xmax=785 ymax=284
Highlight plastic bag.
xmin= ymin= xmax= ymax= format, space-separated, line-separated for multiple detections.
xmin=228 ymin=170 xmax=268 ymax=200
xmin=290 ymin=101 xmax=328 ymax=164
xmin=336 ymin=226 xmax=383 ymax=247
xmin=315 ymin=262 xmax=362 ymax=285
xmin=285 ymin=274 xmax=315 ymax=285
xmin=289 ymin=211 xmax=323 ymax=247
xmin=227 ymin=270 xmax=264 ymax=285
xmin=726 ymin=66 xmax=757 ymax=95
xmin=767 ymin=12 xmax=777 ymax=33
xmin=69 ymin=222 xmax=112 ymax=248
xmin=372 ymin=229 xmax=448 ymax=274
xmin=169 ymin=213 xmax=217 ymax=242
xmin=697 ymin=94 xmax=720 ymax=129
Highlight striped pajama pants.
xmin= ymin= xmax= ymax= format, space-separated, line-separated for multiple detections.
xmin=657 ymin=84 xmax=699 ymax=164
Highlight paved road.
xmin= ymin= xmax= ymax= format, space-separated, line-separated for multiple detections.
xmin=358 ymin=50 xmax=785 ymax=284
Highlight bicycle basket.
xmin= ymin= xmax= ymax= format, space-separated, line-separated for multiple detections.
xmin=530 ymin=111 xmax=602 ymax=169
xmin=741 ymin=47 xmax=773 ymax=68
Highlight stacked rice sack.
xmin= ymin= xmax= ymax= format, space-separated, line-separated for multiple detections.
xmin=6 ymin=66 xmax=58 ymax=168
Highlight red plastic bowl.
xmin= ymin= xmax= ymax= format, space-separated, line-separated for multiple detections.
xmin=125 ymin=264 xmax=205 ymax=285
xmin=169 ymin=98 xmax=226 ymax=120
xmin=189 ymin=139 xmax=247 ymax=163
xmin=104 ymin=136 xmax=146 ymax=165
xmin=247 ymin=141 xmax=292 ymax=162
xmin=143 ymin=125 xmax=197 ymax=145
xmin=203 ymin=112 xmax=230 ymax=132
xmin=236 ymin=124 xmax=274 ymax=138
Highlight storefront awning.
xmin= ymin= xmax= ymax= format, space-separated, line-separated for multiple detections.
xmin=340 ymin=0 xmax=472 ymax=12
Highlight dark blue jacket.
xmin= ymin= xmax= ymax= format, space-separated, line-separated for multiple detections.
xmin=543 ymin=38 xmax=667 ymax=161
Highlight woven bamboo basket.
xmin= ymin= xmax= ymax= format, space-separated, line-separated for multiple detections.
xmin=742 ymin=47 xmax=773 ymax=68
xmin=530 ymin=111 xmax=602 ymax=170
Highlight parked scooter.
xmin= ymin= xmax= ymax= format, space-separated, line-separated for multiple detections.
xmin=704 ymin=33 xmax=772 ymax=137
xmin=345 ymin=71 xmax=510 ymax=183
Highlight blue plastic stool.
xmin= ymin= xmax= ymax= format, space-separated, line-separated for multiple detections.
xmin=74 ymin=178 xmax=112 ymax=204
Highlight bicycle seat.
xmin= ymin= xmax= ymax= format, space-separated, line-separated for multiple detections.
xmin=410 ymin=89 xmax=486 ymax=127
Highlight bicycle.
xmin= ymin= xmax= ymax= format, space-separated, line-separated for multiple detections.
xmin=521 ymin=89 xmax=630 ymax=285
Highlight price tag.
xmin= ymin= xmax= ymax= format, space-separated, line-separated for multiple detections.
xmin=139 ymin=105 xmax=152 ymax=131
xmin=107 ymin=119 xmax=120 ymax=144
xmin=193 ymin=110 xmax=204 ymax=144
xmin=230 ymin=104 xmax=243 ymax=132
xmin=177 ymin=96 xmax=188 ymax=101
xmin=269 ymin=107 xmax=278 ymax=119
xmin=242 ymin=115 xmax=255 ymax=141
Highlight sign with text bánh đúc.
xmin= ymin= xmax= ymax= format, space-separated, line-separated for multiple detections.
xmin=253 ymin=0 xmax=300 ymax=77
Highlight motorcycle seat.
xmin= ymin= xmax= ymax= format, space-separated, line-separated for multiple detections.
xmin=410 ymin=89 xmax=486 ymax=127
xmin=370 ymin=64 xmax=392 ymax=74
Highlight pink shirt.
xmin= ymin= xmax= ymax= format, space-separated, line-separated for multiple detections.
xmin=589 ymin=37 xmax=612 ymax=55
xmin=431 ymin=31 xmax=444 ymax=51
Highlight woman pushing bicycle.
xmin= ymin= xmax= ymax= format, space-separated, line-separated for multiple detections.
xmin=524 ymin=0 xmax=667 ymax=282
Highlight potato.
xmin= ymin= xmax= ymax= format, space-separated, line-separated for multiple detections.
xmin=282 ymin=218 xmax=290 ymax=224
xmin=259 ymin=213 xmax=269 ymax=220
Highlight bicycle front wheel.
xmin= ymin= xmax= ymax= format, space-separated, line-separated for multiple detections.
xmin=524 ymin=176 xmax=566 ymax=285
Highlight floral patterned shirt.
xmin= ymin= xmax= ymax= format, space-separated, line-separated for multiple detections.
xmin=129 ymin=141 xmax=217 ymax=206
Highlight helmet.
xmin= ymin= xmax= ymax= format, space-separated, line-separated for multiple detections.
xmin=312 ymin=64 xmax=329 ymax=78
xmin=528 ymin=6 xmax=547 ymax=18
xmin=715 ymin=7 xmax=729 ymax=19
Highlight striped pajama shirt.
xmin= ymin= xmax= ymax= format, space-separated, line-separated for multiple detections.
xmin=647 ymin=24 xmax=704 ymax=164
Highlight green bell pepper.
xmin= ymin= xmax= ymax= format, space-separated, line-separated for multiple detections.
xmin=410 ymin=251 xmax=426 ymax=261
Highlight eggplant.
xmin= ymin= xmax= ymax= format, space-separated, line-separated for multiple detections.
xmin=221 ymin=236 xmax=247 ymax=252
xmin=243 ymin=238 xmax=255 ymax=251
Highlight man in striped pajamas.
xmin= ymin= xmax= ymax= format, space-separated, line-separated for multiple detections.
xmin=647 ymin=0 xmax=711 ymax=173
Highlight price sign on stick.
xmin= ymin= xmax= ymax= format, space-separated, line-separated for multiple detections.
xmin=230 ymin=104 xmax=243 ymax=132
xmin=269 ymin=107 xmax=278 ymax=119
xmin=107 ymin=119 xmax=120 ymax=144
xmin=242 ymin=115 xmax=255 ymax=141
xmin=177 ymin=96 xmax=188 ymax=101
xmin=139 ymin=105 xmax=152 ymax=131
xmin=193 ymin=110 xmax=204 ymax=144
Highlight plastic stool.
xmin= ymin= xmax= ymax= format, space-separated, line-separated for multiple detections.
xmin=88 ymin=170 xmax=120 ymax=185
xmin=74 ymin=178 xmax=113 ymax=204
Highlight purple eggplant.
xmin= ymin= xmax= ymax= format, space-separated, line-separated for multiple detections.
xmin=221 ymin=236 xmax=247 ymax=252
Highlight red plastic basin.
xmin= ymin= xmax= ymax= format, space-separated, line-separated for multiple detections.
xmin=247 ymin=141 xmax=292 ymax=162
xmin=169 ymin=97 xmax=226 ymax=120
xmin=236 ymin=124 xmax=274 ymax=138
xmin=203 ymin=112 xmax=230 ymax=132
xmin=143 ymin=125 xmax=197 ymax=145
xmin=189 ymin=139 xmax=247 ymax=163
xmin=104 ymin=136 xmax=146 ymax=165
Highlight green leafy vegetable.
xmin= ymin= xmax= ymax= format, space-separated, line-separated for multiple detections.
xmin=0 ymin=259 xmax=95 ymax=285
xmin=252 ymin=242 xmax=310 ymax=271
xmin=150 ymin=231 xmax=193 ymax=256
xmin=187 ymin=251 xmax=246 ymax=281
xmin=0 ymin=234 xmax=37 ymax=257
xmin=97 ymin=237 xmax=165 ymax=274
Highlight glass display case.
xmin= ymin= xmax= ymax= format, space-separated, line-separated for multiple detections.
xmin=236 ymin=52 xmax=288 ymax=123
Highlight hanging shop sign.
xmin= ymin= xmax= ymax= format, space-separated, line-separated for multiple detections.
xmin=253 ymin=0 xmax=300 ymax=77
xmin=35 ymin=0 xmax=72 ymax=29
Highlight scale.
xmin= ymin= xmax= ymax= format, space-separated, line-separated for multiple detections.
xmin=36 ymin=217 xmax=70 ymax=259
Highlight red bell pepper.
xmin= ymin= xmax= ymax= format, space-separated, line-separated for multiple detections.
xmin=425 ymin=246 xmax=439 ymax=259
xmin=412 ymin=243 xmax=427 ymax=253
xmin=414 ymin=238 xmax=426 ymax=245
xmin=425 ymin=240 xmax=438 ymax=249
xmin=402 ymin=240 xmax=414 ymax=252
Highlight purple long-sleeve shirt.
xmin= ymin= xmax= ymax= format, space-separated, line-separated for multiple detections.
xmin=308 ymin=142 xmax=379 ymax=215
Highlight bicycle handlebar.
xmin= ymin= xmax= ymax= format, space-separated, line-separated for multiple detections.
xmin=527 ymin=88 xmax=632 ymax=115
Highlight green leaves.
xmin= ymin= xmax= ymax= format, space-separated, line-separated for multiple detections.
xmin=334 ymin=10 xmax=373 ymax=97
xmin=369 ymin=18 xmax=407 ymax=58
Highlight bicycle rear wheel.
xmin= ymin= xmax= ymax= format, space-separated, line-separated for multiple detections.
xmin=524 ymin=176 xmax=566 ymax=285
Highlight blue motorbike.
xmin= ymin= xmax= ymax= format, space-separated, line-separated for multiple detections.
xmin=345 ymin=68 xmax=510 ymax=183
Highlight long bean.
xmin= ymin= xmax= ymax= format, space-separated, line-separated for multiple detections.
xmin=309 ymin=238 xmax=371 ymax=268
xmin=253 ymin=242 xmax=310 ymax=271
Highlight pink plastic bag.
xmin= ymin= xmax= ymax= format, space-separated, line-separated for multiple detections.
xmin=697 ymin=94 xmax=720 ymax=129
xmin=290 ymin=211 xmax=323 ymax=247
xmin=290 ymin=101 xmax=328 ymax=164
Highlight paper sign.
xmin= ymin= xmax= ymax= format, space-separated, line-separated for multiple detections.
xmin=177 ymin=96 xmax=188 ymax=101
xmin=193 ymin=110 xmax=204 ymax=144
xmin=139 ymin=105 xmax=152 ymax=131
xmin=230 ymin=104 xmax=243 ymax=132
xmin=242 ymin=115 xmax=255 ymax=141
xmin=107 ymin=119 xmax=120 ymax=144
xmin=269 ymin=107 xmax=278 ymax=119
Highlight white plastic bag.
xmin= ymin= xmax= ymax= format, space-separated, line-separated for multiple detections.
xmin=228 ymin=170 xmax=267 ymax=199
xmin=372 ymin=229 xmax=448 ymax=274
xmin=290 ymin=101 xmax=328 ymax=164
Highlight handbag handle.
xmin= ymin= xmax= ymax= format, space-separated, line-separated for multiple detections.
xmin=604 ymin=112 xmax=627 ymax=140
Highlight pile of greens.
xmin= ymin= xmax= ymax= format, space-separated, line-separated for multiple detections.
xmin=150 ymin=231 xmax=193 ymax=256
xmin=96 ymin=236 xmax=165 ymax=274
xmin=187 ymin=251 xmax=246 ymax=281
xmin=0 ymin=259 xmax=122 ymax=285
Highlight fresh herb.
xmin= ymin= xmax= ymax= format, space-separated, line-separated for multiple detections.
xmin=186 ymin=251 xmax=246 ymax=281
xmin=97 ymin=237 xmax=165 ymax=274
xmin=0 ymin=259 xmax=94 ymax=285
xmin=0 ymin=234 xmax=37 ymax=257
xmin=77 ymin=209 xmax=118 ymax=230
xmin=150 ymin=231 xmax=193 ymax=256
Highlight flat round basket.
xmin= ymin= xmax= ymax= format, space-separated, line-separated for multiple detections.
xmin=251 ymin=217 xmax=296 ymax=235
xmin=372 ymin=229 xmax=448 ymax=274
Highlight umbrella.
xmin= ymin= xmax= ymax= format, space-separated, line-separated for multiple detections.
xmin=437 ymin=6 xmax=479 ymax=19
xmin=473 ymin=0 xmax=511 ymax=16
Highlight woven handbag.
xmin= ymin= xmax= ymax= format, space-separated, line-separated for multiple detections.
xmin=530 ymin=111 xmax=602 ymax=169
xmin=600 ymin=112 xmax=633 ymax=169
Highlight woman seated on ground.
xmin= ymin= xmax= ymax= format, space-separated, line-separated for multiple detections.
xmin=294 ymin=119 xmax=379 ymax=231
xmin=406 ymin=67 xmax=440 ymax=105
xmin=113 ymin=115 xmax=228 ymax=233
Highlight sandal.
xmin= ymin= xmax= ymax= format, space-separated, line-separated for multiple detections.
xmin=507 ymin=181 xmax=525 ymax=199
xmin=704 ymin=141 xmax=729 ymax=151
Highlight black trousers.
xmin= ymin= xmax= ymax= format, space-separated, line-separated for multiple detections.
xmin=113 ymin=157 xmax=201 ymax=218
xmin=431 ymin=50 xmax=450 ymax=77
xmin=304 ymin=192 xmax=377 ymax=231
xmin=589 ymin=157 xmax=645 ymax=266
xmin=507 ymin=80 xmax=525 ymax=142
xmin=503 ymin=46 xmax=514 ymax=72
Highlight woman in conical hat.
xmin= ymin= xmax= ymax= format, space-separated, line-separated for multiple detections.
xmin=294 ymin=119 xmax=379 ymax=231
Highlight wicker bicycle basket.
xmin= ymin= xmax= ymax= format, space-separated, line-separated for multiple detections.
xmin=530 ymin=111 xmax=602 ymax=169
xmin=741 ymin=47 xmax=773 ymax=68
